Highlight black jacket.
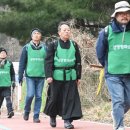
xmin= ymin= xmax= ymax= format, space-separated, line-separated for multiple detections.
xmin=96 ymin=19 xmax=130 ymax=77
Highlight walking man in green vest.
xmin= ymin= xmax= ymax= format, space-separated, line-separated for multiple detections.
xmin=96 ymin=1 xmax=130 ymax=130
xmin=44 ymin=21 xmax=82 ymax=129
xmin=0 ymin=48 xmax=15 ymax=118
xmin=19 ymin=28 xmax=46 ymax=123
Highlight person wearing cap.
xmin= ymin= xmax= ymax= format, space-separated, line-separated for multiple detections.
xmin=18 ymin=28 xmax=46 ymax=123
xmin=0 ymin=48 xmax=15 ymax=118
xmin=96 ymin=1 xmax=130 ymax=130
xmin=43 ymin=21 xmax=82 ymax=129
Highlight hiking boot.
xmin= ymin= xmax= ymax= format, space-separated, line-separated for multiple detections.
xmin=64 ymin=120 xmax=74 ymax=129
xmin=33 ymin=118 xmax=40 ymax=123
xmin=7 ymin=111 xmax=14 ymax=118
xmin=23 ymin=112 xmax=29 ymax=121
xmin=116 ymin=127 xmax=125 ymax=130
xmin=50 ymin=116 xmax=56 ymax=127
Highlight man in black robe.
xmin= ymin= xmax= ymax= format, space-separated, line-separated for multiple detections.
xmin=44 ymin=21 xmax=82 ymax=129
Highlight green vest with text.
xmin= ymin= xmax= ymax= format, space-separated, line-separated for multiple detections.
xmin=108 ymin=25 xmax=130 ymax=74
xmin=0 ymin=61 xmax=11 ymax=87
xmin=26 ymin=44 xmax=46 ymax=77
xmin=53 ymin=40 xmax=76 ymax=81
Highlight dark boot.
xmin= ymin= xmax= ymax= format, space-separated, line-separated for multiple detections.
xmin=7 ymin=111 xmax=14 ymax=118
xmin=64 ymin=120 xmax=74 ymax=129
xmin=23 ymin=112 xmax=29 ymax=121
xmin=33 ymin=118 xmax=40 ymax=123
xmin=50 ymin=116 xmax=56 ymax=127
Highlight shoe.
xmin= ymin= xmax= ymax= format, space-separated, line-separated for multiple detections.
xmin=7 ymin=111 xmax=14 ymax=118
xmin=50 ymin=116 xmax=56 ymax=127
xmin=117 ymin=127 xmax=125 ymax=130
xmin=33 ymin=118 xmax=40 ymax=123
xmin=64 ymin=120 xmax=74 ymax=129
xmin=23 ymin=112 xmax=29 ymax=121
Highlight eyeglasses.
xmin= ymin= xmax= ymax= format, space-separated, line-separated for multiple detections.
xmin=117 ymin=12 xmax=130 ymax=17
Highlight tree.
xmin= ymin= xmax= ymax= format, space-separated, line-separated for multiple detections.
xmin=0 ymin=0 xmax=121 ymax=44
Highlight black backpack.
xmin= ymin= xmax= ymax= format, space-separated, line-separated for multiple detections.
xmin=104 ymin=25 xmax=109 ymax=39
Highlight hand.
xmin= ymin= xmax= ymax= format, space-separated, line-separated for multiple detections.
xmin=19 ymin=80 xmax=23 ymax=86
xmin=47 ymin=77 xmax=53 ymax=84
xmin=12 ymin=82 xmax=16 ymax=90
xmin=76 ymin=79 xmax=81 ymax=86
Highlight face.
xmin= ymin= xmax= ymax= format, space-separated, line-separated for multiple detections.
xmin=116 ymin=11 xmax=130 ymax=25
xmin=0 ymin=51 xmax=7 ymax=59
xmin=58 ymin=24 xmax=71 ymax=41
xmin=31 ymin=31 xmax=42 ymax=43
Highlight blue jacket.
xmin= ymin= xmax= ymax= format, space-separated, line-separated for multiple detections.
xmin=18 ymin=41 xmax=46 ymax=83
xmin=96 ymin=19 xmax=130 ymax=77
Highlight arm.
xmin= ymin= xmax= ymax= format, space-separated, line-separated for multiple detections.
xmin=74 ymin=42 xmax=82 ymax=80
xmin=96 ymin=29 xmax=108 ymax=67
xmin=45 ymin=42 xmax=56 ymax=79
xmin=18 ymin=46 xmax=27 ymax=83
xmin=10 ymin=61 xmax=15 ymax=89
xmin=10 ymin=61 xmax=15 ymax=82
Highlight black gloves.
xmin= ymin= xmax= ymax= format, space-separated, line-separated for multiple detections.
xmin=12 ymin=82 xmax=16 ymax=90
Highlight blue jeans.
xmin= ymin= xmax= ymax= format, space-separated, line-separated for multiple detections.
xmin=24 ymin=77 xmax=44 ymax=119
xmin=106 ymin=76 xmax=130 ymax=129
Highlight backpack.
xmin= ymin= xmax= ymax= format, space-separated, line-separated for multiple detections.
xmin=104 ymin=25 xmax=109 ymax=39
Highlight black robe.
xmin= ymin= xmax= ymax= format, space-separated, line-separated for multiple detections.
xmin=44 ymin=80 xmax=82 ymax=120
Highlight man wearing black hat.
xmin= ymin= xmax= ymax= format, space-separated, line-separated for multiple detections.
xmin=0 ymin=48 xmax=15 ymax=118
xmin=96 ymin=1 xmax=130 ymax=130
xmin=19 ymin=28 xmax=46 ymax=123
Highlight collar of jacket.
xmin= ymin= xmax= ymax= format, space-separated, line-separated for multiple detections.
xmin=30 ymin=40 xmax=43 ymax=49
xmin=110 ymin=19 xmax=130 ymax=33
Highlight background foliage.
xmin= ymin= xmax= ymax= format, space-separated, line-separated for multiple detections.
xmin=2 ymin=0 xmax=130 ymax=125
xmin=0 ymin=0 xmax=124 ymax=44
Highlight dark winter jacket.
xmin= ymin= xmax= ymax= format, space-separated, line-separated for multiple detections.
xmin=96 ymin=19 xmax=130 ymax=77
xmin=18 ymin=41 xmax=46 ymax=83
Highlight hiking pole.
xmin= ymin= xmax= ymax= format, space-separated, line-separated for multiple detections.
xmin=90 ymin=64 xmax=103 ymax=69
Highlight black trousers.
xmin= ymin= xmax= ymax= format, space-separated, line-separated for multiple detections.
xmin=44 ymin=80 xmax=82 ymax=120
xmin=0 ymin=96 xmax=4 ymax=108
xmin=0 ymin=87 xmax=13 ymax=113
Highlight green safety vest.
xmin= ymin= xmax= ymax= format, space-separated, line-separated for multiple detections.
xmin=0 ymin=61 xmax=11 ymax=87
xmin=26 ymin=43 xmax=46 ymax=77
xmin=108 ymin=25 xmax=130 ymax=74
xmin=53 ymin=40 xmax=76 ymax=80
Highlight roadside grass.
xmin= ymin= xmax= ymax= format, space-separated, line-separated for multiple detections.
xmin=83 ymin=101 xmax=112 ymax=123
xmin=83 ymin=101 xmax=130 ymax=127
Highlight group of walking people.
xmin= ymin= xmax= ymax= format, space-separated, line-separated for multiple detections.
xmin=1 ymin=1 xmax=130 ymax=130
xmin=19 ymin=21 xmax=83 ymax=129
xmin=0 ymin=21 xmax=83 ymax=129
